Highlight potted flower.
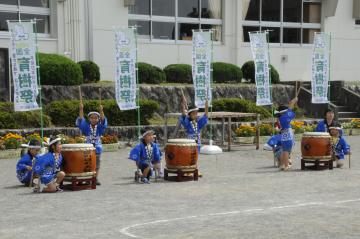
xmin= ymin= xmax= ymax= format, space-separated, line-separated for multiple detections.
xmin=351 ymin=119 xmax=360 ymax=135
xmin=0 ymin=133 xmax=23 ymax=159
xmin=101 ymin=134 xmax=119 ymax=152
xmin=259 ymin=123 xmax=273 ymax=144
xmin=291 ymin=121 xmax=305 ymax=140
xmin=234 ymin=125 xmax=256 ymax=144
xmin=341 ymin=122 xmax=352 ymax=136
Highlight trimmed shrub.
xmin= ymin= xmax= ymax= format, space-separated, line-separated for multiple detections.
xmin=46 ymin=99 xmax=159 ymax=127
xmin=164 ymin=64 xmax=192 ymax=84
xmin=78 ymin=60 xmax=100 ymax=83
xmin=137 ymin=62 xmax=166 ymax=84
xmin=212 ymin=62 xmax=243 ymax=83
xmin=0 ymin=103 xmax=51 ymax=129
xmin=212 ymin=98 xmax=272 ymax=119
xmin=39 ymin=53 xmax=83 ymax=85
xmin=241 ymin=61 xmax=280 ymax=84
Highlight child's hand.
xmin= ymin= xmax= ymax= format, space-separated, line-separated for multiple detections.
xmin=99 ymin=105 xmax=104 ymax=112
xmin=79 ymin=103 xmax=84 ymax=110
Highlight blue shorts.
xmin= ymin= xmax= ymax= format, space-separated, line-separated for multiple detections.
xmin=281 ymin=140 xmax=294 ymax=152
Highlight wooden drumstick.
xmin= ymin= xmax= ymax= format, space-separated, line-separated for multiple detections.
xmin=181 ymin=88 xmax=188 ymax=110
xmin=99 ymin=88 xmax=102 ymax=106
xmin=78 ymin=86 xmax=83 ymax=104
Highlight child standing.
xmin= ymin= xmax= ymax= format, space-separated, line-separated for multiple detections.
xmin=129 ymin=129 xmax=162 ymax=184
xmin=76 ymin=103 xmax=108 ymax=185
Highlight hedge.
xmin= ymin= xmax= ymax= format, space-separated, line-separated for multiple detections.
xmin=137 ymin=62 xmax=166 ymax=84
xmin=0 ymin=103 xmax=51 ymax=129
xmin=46 ymin=99 xmax=159 ymax=127
xmin=164 ymin=64 xmax=192 ymax=84
xmin=241 ymin=61 xmax=280 ymax=84
xmin=212 ymin=98 xmax=272 ymax=119
xmin=78 ymin=60 xmax=100 ymax=83
xmin=212 ymin=62 xmax=243 ymax=83
xmin=39 ymin=53 xmax=83 ymax=86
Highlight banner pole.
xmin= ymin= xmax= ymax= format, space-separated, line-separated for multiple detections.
xmin=134 ymin=27 xmax=141 ymax=141
xmin=33 ymin=19 xmax=44 ymax=146
xmin=265 ymin=31 xmax=275 ymax=135
xmin=209 ymin=30 xmax=214 ymax=143
xmin=328 ymin=32 xmax=332 ymax=108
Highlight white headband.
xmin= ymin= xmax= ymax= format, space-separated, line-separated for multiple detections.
xmin=329 ymin=127 xmax=342 ymax=130
xmin=48 ymin=138 xmax=61 ymax=146
xmin=142 ymin=130 xmax=155 ymax=138
xmin=21 ymin=141 xmax=42 ymax=149
xmin=274 ymin=109 xmax=288 ymax=115
xmin=187 ymin=108 xmax=199 ymax=114
xmin=88 ymin=111 xmax=100 ymax=117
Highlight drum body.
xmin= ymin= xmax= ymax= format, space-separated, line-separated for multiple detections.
xmin=165 ymin=139 xmax=198 ymax=170
xmin=62 ymin=144 xmax=96 ymax=177
xmin=301 ymin=132 xmax=331 ymax=160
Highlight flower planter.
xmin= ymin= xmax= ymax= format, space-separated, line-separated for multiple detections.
xmin=0 ymin=149 xmax=22 ymax=159
xmin=102 ymin=143 xmax=119 ymax=152
xmin=258 ymin=136 xmax=270 ymax=144
xmin=351 ymin=128 xmax=360 ymax=136
xmin=342 ymin=129 xmax=351 ymax=136
xmin=234 ymin=136 xmax=255 ymax=144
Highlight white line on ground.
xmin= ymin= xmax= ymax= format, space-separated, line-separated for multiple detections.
xmin=119 ymin=198 xmax=360 ymax=238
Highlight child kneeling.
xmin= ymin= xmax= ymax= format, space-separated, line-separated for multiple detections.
xmin=329 ymin=125 xmax=350 ymax=168
xmin=129 ymin=129 xmax=162 ymax=184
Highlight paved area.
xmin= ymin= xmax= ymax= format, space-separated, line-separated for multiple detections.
xmin=0 ymin=136 xmax=360 ymax=239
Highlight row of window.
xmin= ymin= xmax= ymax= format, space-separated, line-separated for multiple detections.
xmin=0 ymin=0 xmax=50 ymax=34
xmin=128 ymin=0 xmax=222 ymax=42
xmin=242 ymin=0 xmax=321 ymax=44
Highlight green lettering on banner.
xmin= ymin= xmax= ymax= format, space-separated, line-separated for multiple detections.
xmin=18 ymin=73 xmax=32 ymax=88
xmin=120 ymin=60 xmax=130 ymax=73
xmin=18 ymin=57 xmax=30 ymax=72
xmin=196 ymin=61 xmax=206 ymax=74
xmin=119 ymin=75 xmax=131 ymax=88
xmin=195 ymin=75 xmax=206 ymax=87
xmin=19 ymin=89 xmax=33 ymax=103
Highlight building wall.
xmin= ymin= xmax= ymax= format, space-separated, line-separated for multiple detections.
xmin=0 ymin=0 xmax=359 ymax=86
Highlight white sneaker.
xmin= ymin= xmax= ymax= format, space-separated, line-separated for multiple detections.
xmin=263 ymin=143 xmax=273 ymax=151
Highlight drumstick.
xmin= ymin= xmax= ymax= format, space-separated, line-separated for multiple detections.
xmin=79 ymin=86 xmax=83 ymax=104
xmin=99 ymin=88 xmax=102 ymax=106
xmin=296 ymin=82 xmax=302 ymax=98
xmin=181 ymin=88 xmax=188 ymax=110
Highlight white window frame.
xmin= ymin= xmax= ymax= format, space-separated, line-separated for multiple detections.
xmin=128 ymin=0 xmax=223 ymax=45
xmin=242 ymin=0 xmax=321 ymax=46
xmin=0 ymin=1 xmax=51 ymax=38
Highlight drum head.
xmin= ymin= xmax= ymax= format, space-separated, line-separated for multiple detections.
xmin=167 ymin=138 xmax=196 ymax=144
xmin=62 ymin=143 xmax=95 ymax=150
xmin=302 ymin=132 xmax=330 ymax=137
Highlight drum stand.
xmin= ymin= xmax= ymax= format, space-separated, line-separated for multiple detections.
xmin=301 ymin=157 xmax=333 ymax=170
xmin=164 ymin=168 xmax=199 ymax=182
xmin=64 ymin=175 xmax=97 ymax=191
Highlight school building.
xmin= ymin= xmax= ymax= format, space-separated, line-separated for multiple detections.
xmin=0 ymin=0 xmax=360 ymax=99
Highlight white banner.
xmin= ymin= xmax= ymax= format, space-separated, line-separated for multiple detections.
xmin=311 ymin=32 xmax=330 ymax=104
xmin=249 ymin=32 xmax=272 ymax=106
xmin=192 ymin=31 xmax=212 ymax=108
xmin=115 ymin=28 xmax=137 ymax=110
xmin=8 ymin=21 xmax=40 ymax=111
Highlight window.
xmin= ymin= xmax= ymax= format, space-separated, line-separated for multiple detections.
xmin=0 ymin=0 xmax=51 ymax=34
xmin=128 ymin=0 xmax=223 ymax=42
xmin=242 ymin=0 xmax=321 ymax=44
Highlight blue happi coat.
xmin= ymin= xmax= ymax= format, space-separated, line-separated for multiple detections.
xmin=129 ymin=142 xmax=162 ymax=167
xmin=76 ymin=117 xmax=108 ymax=154
xmin=332 ymin=137 xmax=350 ymax=160
xmin=180 ymin=114 xmax=208 ymax=148
xmin=16 ymin=153 xmax=36 ymax=185
xmin=315 ymin=120 xmax=343 ymax=136
xmin=278 ymin=109 xmax=296 ymax=151
xmin=34 ymin=152 xmax=63 ymax=185
xmin=266 ymin=134 xmax=282 ymax=160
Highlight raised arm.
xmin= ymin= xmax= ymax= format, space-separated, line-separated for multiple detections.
xmin=288 ymin=97 xmax=298 ymax=109
xmin=79 ymin=102 xmax=84 ymax=119
xmin=99 ymin=104 xmax=105 ymax=122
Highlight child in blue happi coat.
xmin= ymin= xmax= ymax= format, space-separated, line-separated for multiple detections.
xmin=274 ymin=97 xmax=298 ymax=171
xmin=263 ymin=134 xmax=282 ymax=166
xmin=180 ymin=96 xmax=208 ymax=151
xmin=33 ymin=137 xmax=65 ymax=193
xmin=76 ymin=103 xmax=108 ymax=185
xmin=129 ymin=129 xmax=162 ymax=184
xmin=16 ymin=139 xmax=41 ymax=186
xmin=329 ymin=125 xmax=350 ymax=168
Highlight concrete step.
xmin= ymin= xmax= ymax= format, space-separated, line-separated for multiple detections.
xmin=337 ymin=112 xmax=360 ymax=118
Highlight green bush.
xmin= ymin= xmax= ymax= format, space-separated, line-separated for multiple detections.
xmin=241 ymin=61 xmax=280 ymax=84
xmin=137 ymin=62 xmax=166 ymax=84
xmin=212 ymin=62 xmax=243 ymax=83
xmin=78 ymin=60 xmax=100 ymax=83
xmin=46 ymin=99 xmax=159 ymax=126
xmin=0 ymin=102 xmax=51 ymax=129
xmin=212 ymin=98 xmax=271 ymax=119
xmin=164 ymin=64 xmax=192 ymax=84
xmin=39 ymin=53 xmax=83 ymax=85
